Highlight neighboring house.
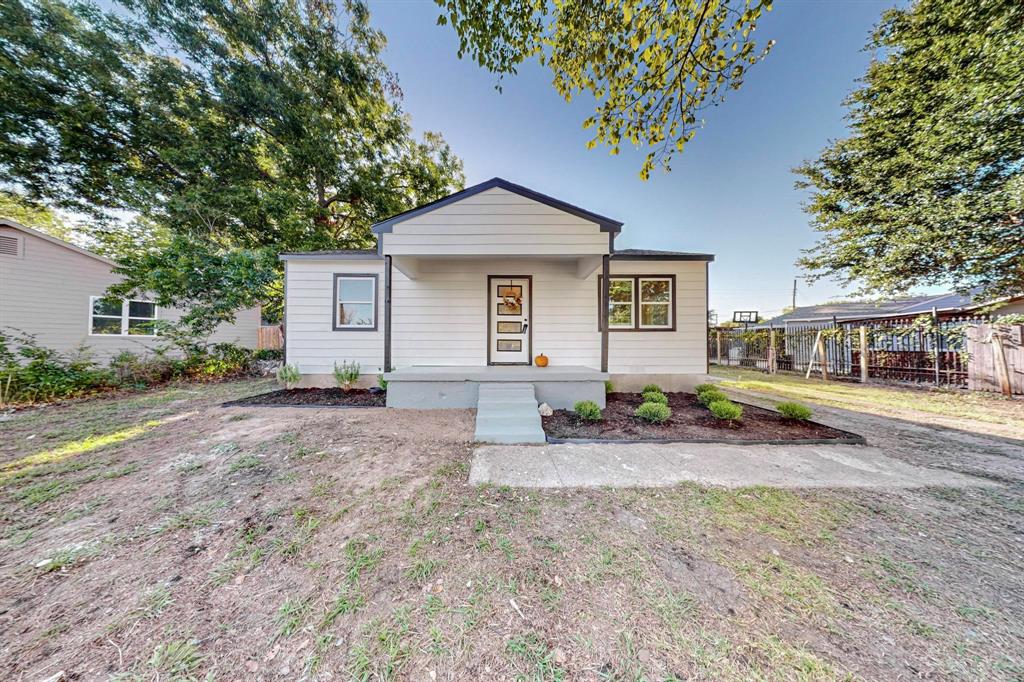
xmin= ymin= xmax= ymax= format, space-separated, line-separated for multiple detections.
xmin=0 ymin=218 xmax=260 ymax=362
xmin=757 ymin=292 xmax=1024 ymax=332
xmin=282 ymin=177 xmax=713 ymax=408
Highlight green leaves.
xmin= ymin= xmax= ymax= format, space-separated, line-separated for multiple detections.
xmin=0 ymin=0 xmax=465 ymax=333
xmin=436 ymin=0 xmax=773 ymax=179
xmin=795 ymin=0 xmax=1024 ymax=301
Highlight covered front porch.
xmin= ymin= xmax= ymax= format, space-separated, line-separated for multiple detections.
xmin=383 ymin=364 xmax=608 ymax=409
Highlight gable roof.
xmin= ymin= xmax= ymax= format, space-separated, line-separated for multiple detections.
xmin=0 ymin=217 xmax=116 ymax=267
xmin=371 ymin=177 xmax=624 ymax=234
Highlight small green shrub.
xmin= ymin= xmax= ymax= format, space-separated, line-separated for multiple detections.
xmin=377 ymin=374 xmax=388 ymax=391
xmin=0 ymin=331 xmax=113 ymax=405
xmin=332 ymin=361 xmax=360 ymax=391
xmin=604 ymin=380 xmax=615 ymax=394
xmin=634 ymin=401 xmax=671 ymax=423
xmin=697 ymin=387 xmax=728 ymax=407
xmin=641 ymin=383 xmax=662 ymax=394
xmin=776 ymin=401 xmax=812 ymax=420
xmin=574 ymin=400 xmax=602 ymax=421
xmin=709 ymin=399 xmax=743 ymax=421
xmin=253 ymin=348 xmax=283 ymax=361
xmin=641 ymin=390 xmax=668 ymax=404
xmin=694 ymin=383 xmax=719 ymax=396
xmin=277 ymin=363 xmax=301 ymax=389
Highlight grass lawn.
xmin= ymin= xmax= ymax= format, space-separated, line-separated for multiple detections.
xmin=1 ymin=379 xmax=1022 ymax=679
xmin=711 ymin=365 xmax=1024 ymax=430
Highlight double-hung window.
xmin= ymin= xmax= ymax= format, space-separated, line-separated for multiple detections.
xmin=639 ymin=278 xmax=672 ymax=328
xmin=333 ymin=274 xmax=377 ymax=330
xmin=608 ymin=278 xmax=635 ymax=328
xmin=600 ymin=275 xmax=674 ymax=331
xmin=90 ymin=297 xmax=158 ymax=336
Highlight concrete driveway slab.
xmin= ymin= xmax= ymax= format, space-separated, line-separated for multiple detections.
xmin=469 ymin=442 xmax=997 ymax=489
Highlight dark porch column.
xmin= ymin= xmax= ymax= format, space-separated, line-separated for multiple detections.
xmin=384 ymin=255 xmax=392 ymax=372
xmin=601 ymin=254 xmax=610 ymax=372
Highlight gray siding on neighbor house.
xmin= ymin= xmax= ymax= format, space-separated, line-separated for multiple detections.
xmin=0 ymin=224 xmax=260 ymax=362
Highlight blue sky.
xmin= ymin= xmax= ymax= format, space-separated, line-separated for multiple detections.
xmin=366 ymin=0 xmax=903 ymax=320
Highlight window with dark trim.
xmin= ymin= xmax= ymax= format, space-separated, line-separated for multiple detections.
xmin=599 ymin=275 xmax=675 ymax=331
xmin=333 ymin=274 xmax=378 ymax=331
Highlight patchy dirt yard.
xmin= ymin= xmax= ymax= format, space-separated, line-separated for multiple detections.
xmin=1 ymin=379 xmax=1022 ymax=680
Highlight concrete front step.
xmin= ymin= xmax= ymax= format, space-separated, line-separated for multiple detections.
xmin=474 ymin=382 xmax=546 ymax=444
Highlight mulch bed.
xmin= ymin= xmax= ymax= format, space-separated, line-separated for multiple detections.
xmin=542 ymin=392 xmax=863 ymax=443
xmin=225 ymin=387 xmax=386 ymax=408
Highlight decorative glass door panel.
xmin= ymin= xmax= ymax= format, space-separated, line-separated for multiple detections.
xmin=489 ymin=277 xmax=530 ymax=364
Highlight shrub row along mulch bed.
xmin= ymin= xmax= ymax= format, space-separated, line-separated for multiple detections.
xmin=226 ymin=387 xmax=385 ymax=407
xmin=542 ymin=392 xmax=859 ymax=442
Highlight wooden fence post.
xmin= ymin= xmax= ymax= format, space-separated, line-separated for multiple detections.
xmin=859 ymin=325 xmax=868 ymax=383
xmin=768 ymin=327 xmax=777 ymax=374
xmin=992 ymin=332 xmax=1013 ymax=397
xmin=716 ymin=330 xmax=722 ymax=366
xmin=817 ymin=332 xmax=830 ymax=381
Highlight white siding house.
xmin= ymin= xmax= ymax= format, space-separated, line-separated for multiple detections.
xmin=281 ymin=178 xmax=712 ymax=406
xmin=0 ymin=219 xmax=260 ymax=361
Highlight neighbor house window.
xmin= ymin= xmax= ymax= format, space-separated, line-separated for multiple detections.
xmin=333 ymin=274 xmax=377 ymax=330
xmin=599 ymin=275 xmax=675 ymax=331
xmin=90 ymin=297 xmax=158 ymax=336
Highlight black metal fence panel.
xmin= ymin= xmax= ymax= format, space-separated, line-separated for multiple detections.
xmin=709 ymin=315 xmax=986 ymax=388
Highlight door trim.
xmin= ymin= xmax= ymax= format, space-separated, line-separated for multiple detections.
xmin=487 ymin=275 xmax=533 ymax=366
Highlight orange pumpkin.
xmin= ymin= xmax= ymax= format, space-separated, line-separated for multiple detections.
xmin=535 ymin=354 xmax=549 ymax=367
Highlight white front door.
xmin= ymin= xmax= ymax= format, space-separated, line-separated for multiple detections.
xmin=489 ymin=276 xmax=531 ymax=365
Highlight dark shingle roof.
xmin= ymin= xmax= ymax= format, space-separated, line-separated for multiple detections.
xmin=761 ymin=291 xmax=982 ymax=326
xmin=613 ymin=248 xmax=714 ymax=261
xmin=279 ymin=249 xmax=380 ymax=260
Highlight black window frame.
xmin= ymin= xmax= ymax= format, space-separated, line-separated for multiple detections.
xmin=598 ymin=274 xmax=676 ymax=332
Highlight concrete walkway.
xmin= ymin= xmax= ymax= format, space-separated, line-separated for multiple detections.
xmin=468 ymin=442 xmax=997 ymax=489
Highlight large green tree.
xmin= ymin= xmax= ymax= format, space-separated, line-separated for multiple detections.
xmin=795 ymin=0 xmax=1024 ymax=301
xmin=436 ymin=0 xmax=774 ymax=179
xmin=0 ymin=0 xmax=463 ymax=332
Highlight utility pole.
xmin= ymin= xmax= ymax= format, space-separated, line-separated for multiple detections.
xmin=792 ymin=278 xmax=797 ymax=312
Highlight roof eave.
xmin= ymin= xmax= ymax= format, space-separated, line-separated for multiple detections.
xmin=279 ymin=252 xmax=382 ymax=261
xmin=612 ymin=253 xmax=715 ymax=262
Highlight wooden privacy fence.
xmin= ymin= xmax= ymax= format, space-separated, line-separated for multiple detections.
xmin=967 ymin=324 xmax=1024 ymax=396
xmin=257 ymin=324 xmax=284 ymax=350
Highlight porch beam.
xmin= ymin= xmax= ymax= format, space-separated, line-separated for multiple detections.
xmin=576 ymin=255 xmax=602 ymax=279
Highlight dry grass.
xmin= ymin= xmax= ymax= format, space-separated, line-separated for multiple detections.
xmin=0 ymin=379 xmax=1022 ymax=680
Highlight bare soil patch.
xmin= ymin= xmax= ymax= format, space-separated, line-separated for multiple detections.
xmin=226 ymin=387 xmax=386 ymax=407
xmin=543 ymin=392 xmax=859 ymax=442
xmin=1 ymin=379 xmax=1021 ymax=680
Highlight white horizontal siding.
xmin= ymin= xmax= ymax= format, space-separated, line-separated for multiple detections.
xmin=284 ymin=259 xmax=385 ymax=376
xmin=0 ymin=226 xmax=259 ymax=362
xmin=391 ymin=258 xmax=601 ymax=369
xmin=383 ymin=187 xmax=610 ymax=257
xmin=607 ymin=260 xmax=708 ymax=374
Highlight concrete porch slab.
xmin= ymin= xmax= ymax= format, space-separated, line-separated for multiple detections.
xmin=469 ymin=442 xmax=998 ymax=489
xmin=385 ymin=365 xmax=608 ymax=382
